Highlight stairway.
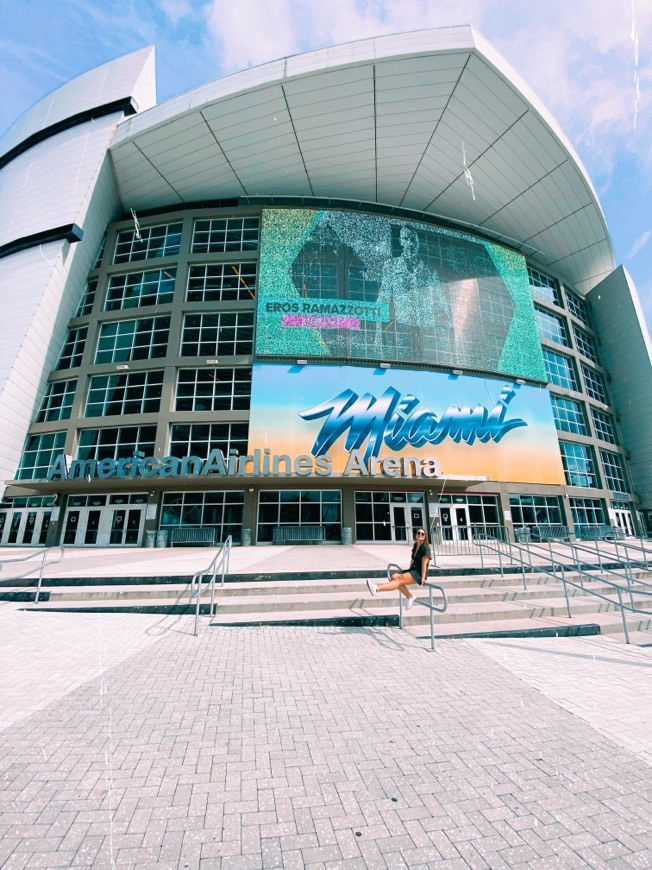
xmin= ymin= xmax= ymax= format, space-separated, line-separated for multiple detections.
xmin=10 ymin=566 xmax=652 ymax=645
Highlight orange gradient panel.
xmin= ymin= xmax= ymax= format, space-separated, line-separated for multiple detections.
xmin=249 ymin=364 xmax=566 ymax=485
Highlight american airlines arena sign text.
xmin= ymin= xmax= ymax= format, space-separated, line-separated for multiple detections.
xmin=47 ymin=449 xmax=441 ymax=481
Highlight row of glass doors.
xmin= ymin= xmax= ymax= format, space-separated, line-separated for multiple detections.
xmin=0 ymin=496 xmax=147 ymax=547
xmin=1 ymin=492 xmax=639 ymax=547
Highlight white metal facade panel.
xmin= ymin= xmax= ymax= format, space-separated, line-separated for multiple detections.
xmin=588 ymin=268 xmax=652 ymax=509
xmin=0 ymin=116 xmax=119 ymax=247
xmin=0 ymin=156 xmax=119 ymax=497
xmin=0 ymin=47 xmax=155 ymax=161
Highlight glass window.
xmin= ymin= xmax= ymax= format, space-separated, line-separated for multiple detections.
xmin=550 ymin=395 xmax=587 ymax=435
xmin=528 ymin=266 xmax=562 ymax=306
xmin=573 ymin=326 xmax=598 ymax=363
xmin=75 ymin=279 xmax=97 ymax=317
xmin=600 ymin=450 xmax=628 ymax=493
xmin=536 ymin=307 xmax=569 ymax=345
xmin=85 ymin=371 xmax=164 ymax=417
xmin=17 ymin=431 xmax=66 ymax=479
xmin=160 ymin=491 xmax=245 ymax=544
xmin=105 ymin=269 xmax=176 ymax=311
xmin=57 ymin=327 xmax=87 ymax=370
xmin=77 ymin=426 xmax=157 ymax=461
xmin=191 ymin=217 xmax=259 ymax=253
xmin=543 ymin=349 xmax=578 ymax=390
xmin=570 ymin=497 xmax=606 ymax=529
xmin=559 ymin=441 xmax=599 ymax=488
xmin=186 ymin=263 xmax=257 ymax=302
xmin=180 ymin=312 xmax=254 ymax=357
xmin=93 ymin=237 xmax=106 ymax=270
xmin=582 ymin=365 xmax=607 ymax=403
xmin=169 ymin=423 xmax=249 ymax=459
xmin=114 ymin=222 xmax=182 ymax=263
xmin=566 ymin=289 xmax=590 ymax=325
xmin=36 ymin=380 xmax=77 ymax=422
xmin=509 ymin=494 xmax=564 ymax=527
xmin=354 ymin=490 xmax=426 ymax=541
xmin=175 ymin=368 xmax=251 ymax=412
xmin=256 ymin=490 xmax=342 ymax=542
xmin=591 ymin=409 xmax=617 ymax=444
xmin=95 ymin=317 xmax=170 ymax=363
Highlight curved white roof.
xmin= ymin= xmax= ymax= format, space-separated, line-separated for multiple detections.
xmin=110 ymin=27 xmax=615 ymax=294
xmin=17 ymin=27 xmax=616 ymax=295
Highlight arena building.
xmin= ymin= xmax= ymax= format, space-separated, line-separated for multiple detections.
xmin=1 ymin=27 xmax=650 ymax=548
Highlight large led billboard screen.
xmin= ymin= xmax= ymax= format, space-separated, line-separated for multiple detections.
xmin=256 ymin=209 xmax=546 ymax=381
xmin=248 ymin=364 xmax=565 ymax=484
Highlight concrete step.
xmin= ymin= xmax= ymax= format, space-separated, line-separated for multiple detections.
xmin=24 ymin=590 xmax=649 ymax=623
xmin=23 ymin=590 xmax=652 ymax=646
xmin=21 ymin=571 xmax=652 ymax=602
xmin=5 ymin=563 xmax=650 ymax=589
xmin=407 ymin=611 xmax=652 ymax=645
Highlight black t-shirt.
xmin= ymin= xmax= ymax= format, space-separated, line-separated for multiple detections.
xmin=409 ymin=542 xmax=431 ymax=573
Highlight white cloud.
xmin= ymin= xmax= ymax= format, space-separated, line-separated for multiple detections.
xmin=205 ymin=0 xmax=298 ymax=72
xmin=626 ymin=229 xmax=652 ymax=260
xmin=203 ymin=0 xmax=651 ymax=177
xmin=160 ymin=0 xmax=193 ymax=26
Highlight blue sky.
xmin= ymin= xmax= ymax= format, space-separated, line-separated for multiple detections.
xmin=1 ymin=0 xmax=650 ymax=332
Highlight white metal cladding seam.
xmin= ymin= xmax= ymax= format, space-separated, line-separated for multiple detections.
xmin=0 ymin=47 xmax=155 ymax=163
xmin=0 ymin=116 xmax=119 ymax=249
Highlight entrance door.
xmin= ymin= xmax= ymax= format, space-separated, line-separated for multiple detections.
xmin=62 ymin=504 xmax=145 ymax=546
xmin=391 ymin=505 xmax=424 ymax=542
xmin=438 ymin=505 xmax=471 ymax=541
xmin=109 ymin=509 xmax=143 ymax=545
xmin=611 ymin=508 xmax=634 ymax=536
xmin=1 ymin=509 xmax=53 ymax=545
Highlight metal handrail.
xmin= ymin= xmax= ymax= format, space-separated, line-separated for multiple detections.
xmin=562 ymin=537 xmax=652 ymax=573
xmin=387 ymin=563 xmax=449 ymax=651
xmin=0 ymin=546 xmax=65 ymax=603
xmin=190 ymin=536 xmax=232 ymax=637
xmin=477 ymin=538 xmax=652 ymax=644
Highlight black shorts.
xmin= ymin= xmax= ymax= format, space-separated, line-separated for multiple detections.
xmin=408 ymin=569 xmax=425 ymax=585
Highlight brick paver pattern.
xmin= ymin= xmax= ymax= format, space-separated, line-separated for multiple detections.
xmin=0 ymin=610 xmax=650 ymax=869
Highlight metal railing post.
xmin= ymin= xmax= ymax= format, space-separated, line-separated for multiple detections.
xmin=625 ymin=572 xmax=635 ymax=612
xmin=562 ymin=566 xmax=572 ymax=619
xmin=617 ymin=587 xmax=630 ymax=645
xmin=398 ymin=591 xmax=403 ymax=629
xmin=429 ymin=586 xmax=435 ymax=651
xmin=639 ymin=534 xmax=649 ymax=569
xmin=34 ymin=551 xmax=46 ymax=603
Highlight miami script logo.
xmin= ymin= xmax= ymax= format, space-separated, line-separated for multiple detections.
xmin=299 ymin=384 xmax=527 ymax=460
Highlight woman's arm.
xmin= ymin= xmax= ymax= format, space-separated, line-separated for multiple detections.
xmin=420 ymin=553 xmax=430 ymax=584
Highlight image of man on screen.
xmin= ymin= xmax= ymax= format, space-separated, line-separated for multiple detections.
xmin=374 ymin=224 xmax=453 ymax=362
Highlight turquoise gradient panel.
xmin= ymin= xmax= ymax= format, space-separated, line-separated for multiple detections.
xmin=256 ymin=208 xmax=546 ymax=381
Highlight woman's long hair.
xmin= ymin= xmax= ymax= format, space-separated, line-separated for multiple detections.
xmin=411 ymin=527 xmax=429 ymax=558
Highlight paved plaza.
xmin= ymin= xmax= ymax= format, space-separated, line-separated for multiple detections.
xmin=0 ymin=595 xmax=650 ymax=869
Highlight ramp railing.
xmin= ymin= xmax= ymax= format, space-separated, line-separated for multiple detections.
xmin=0 ymin=546 xmax=65 ymax=602
xmin=476 ymin=538 xmax=652 ymax=644
xmin=431 ymin=524 xmax=508 ymax=557
xmin=386 ymin=563 xmax=449 ymax=650
xmin=190 ymin=536 xmax=232 ymax=636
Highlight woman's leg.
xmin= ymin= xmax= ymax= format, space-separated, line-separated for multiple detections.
xmin=375 ymin=571 xmax=416 ymax=598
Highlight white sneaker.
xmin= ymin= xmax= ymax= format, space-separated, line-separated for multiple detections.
xmin=366 ymin=579 xmax=377 ymax=597
xmin=405 ymin=596 xmax=415 ymax=611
